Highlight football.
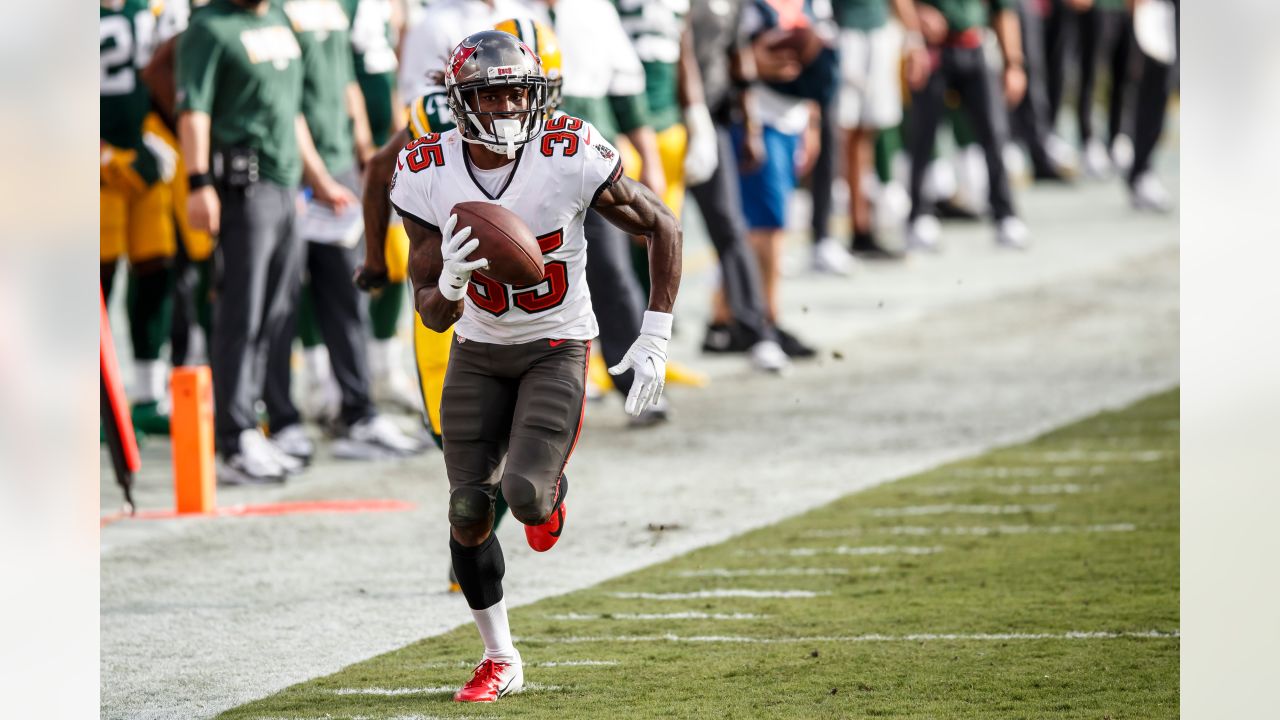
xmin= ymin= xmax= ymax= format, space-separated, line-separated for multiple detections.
xmin=451 ymin=201 xmax=545 ymax=286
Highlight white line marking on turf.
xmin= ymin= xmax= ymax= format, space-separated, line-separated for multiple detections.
xmin=949 ymin=465 xmax=1109 ymax=479
xmin=547 ymin=612 xmax=766 ymax=621
xmin=802 ymin=524 xmax=1137 ymax=538
xmin=673 ymin=567 xmax=852 ymax=577
xmin=914 ymin=483 xmax=1088 ymax=497
xmin=609 ymin=589 xmax=826 ymax=599
xmin=522 ymin=630 xmax=1180 ymax=644
xmin=331 ymin=683 xmax=562 ymax=697
xmin=865 ymin=504 xmax=1056 ymax=517
xmin=741 ymin=545 xmax=943 ymax=557
xmin=1017 ymin=450 xmax=1171 ymax=462
xmin=420 ymin=659 xmax=618 ymax=669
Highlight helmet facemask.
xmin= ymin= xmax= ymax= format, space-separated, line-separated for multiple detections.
xmin=445 ymin=32 xmax=550 ymax=159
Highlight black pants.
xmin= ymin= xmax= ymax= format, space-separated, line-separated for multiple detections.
xmin=583 ymin=209 xmax=644 ymax=396
xmin=909 ymin=47 xmax=1017 ymax=221
xmin=809 ymin=95 xmax=838 ymax=243
xmin=1044 ymin=0 xmax=1078 ymax=126
xmin=688 ymin=123 xmax=775 ymax=344
xmin=1077 ymin=7 xmax=1133 ymax=146
xmin=211 ymin=181 xmax=304 ymax=455
xmin=1011 ymin=0 xmax=1060 ymax=175
xmin=265 ymin=168 xmax=376 ymax=432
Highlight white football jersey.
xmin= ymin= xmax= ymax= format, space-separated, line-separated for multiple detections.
xmin=389 ymin=117 xmax=624 ymax=345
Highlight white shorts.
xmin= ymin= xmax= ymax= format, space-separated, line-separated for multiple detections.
xmin=837 ymin=24 xmax=904 ymax=130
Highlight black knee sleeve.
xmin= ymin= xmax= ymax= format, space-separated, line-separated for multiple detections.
xmin=127 ymin=264 xmax=173 ymax=361
xmin=448 ymin=486 xmax=493 ymax=529
xmin=450 ymin=532 xmax=505 ymax=610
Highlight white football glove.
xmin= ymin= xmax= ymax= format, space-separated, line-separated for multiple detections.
xmin=682 ymin=103 xmax=719 ymax=187
xmin=608 ymin=311 xmax=672 ymax=416
xmin=437 ymin=213 xmax=488 ymax=302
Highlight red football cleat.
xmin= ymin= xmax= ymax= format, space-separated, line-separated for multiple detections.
xmin=454 ymin=658 xmax=524 ymax=703
xmin=525 ymin=502 xmax=566 ymax=552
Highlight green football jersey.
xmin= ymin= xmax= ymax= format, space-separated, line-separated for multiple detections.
xmin=176 ymin=0 xmax=305 ymax=186
xmin=283 ymin=0 xmax=357 ymax=175
xmin=615 ymin=0 xmax=685 ymax=133
xmin=101 ymin=0 xmax=165 ymax=183
xmin=832 ymin=0 xmax=888 ymax=31
xmin=343 ymin=0 xmax=398 ymax=146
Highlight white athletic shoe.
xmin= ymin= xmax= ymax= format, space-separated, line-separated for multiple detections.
xmin=906 ymin=215 xmax=942 ymax=253
xmin=995 ymin=217 xmax=1030 ymax=250
xmin=874 ymin=181 xmax=912 ymax=229
xmin=1001 ymin=143 xmax=1027 ymax=185
xmin=1044 ymin=134 xmax=1079 ymax=174
xmin=332 ymin=415 xmax=425 ymax=460
xmin=1111 ymin=134 xmax=1135 ymax=174
xmin=1130 ymin=172 xmax=1172 ymax=213
xmin=269 ymin=424 xmax=313 ymax=470
xmin=749 ymin=340 xmax=790 ymax=374
xmin=218 ymin=429 xmax=287 ymax=485
xmin=1083 ymin=139 xmax=1113 ymax=179
xmin=812 ymin=237 xmax=857 ymax=276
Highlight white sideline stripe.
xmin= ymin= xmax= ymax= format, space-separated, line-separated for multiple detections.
xmin=609 ymin=589 xmax=826 ymax=599
xmin=802 ymin=524 xmax=1137 ymax=538
xmin=420 ymin=659 xmax=618 ymax=669
xmin=674 ymin=567 xmax=852 ymax=577
xmin=741 ymin=545 xmax=943 ymax=557
xmin=522 ymin=630 xmax=1180 ymax=645
xmin=547 ymin=612 xmax=766 ymax=621
xmin=866 ymin=504 xmax=1056 ymax=517
xmin=949 ymin=465 xmax=1108 ymax=478
xmin=1015 ymin=450 xmax=1171 ymax=462
xmin=913 ymin=483 xmax=1087 ymax=497
xmin=331 ymin=683 xmax=562 ymax=697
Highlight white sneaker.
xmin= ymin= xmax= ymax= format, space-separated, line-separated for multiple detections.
xmin=1044 ymin=134 xmax=1079 ymax=174
xmin=269 ymin=424 xmax=313 ymax=469
xmin=332 ymin=415 xmax=425 ymax=460
xmin=749 ymin=340 xmax=790 ymax=374
xmin=1111 ymin=134 xmax=1135 ymax=174
xmin=1083 ymin=139 xmax=1113 ymax=179
xmin=906 ymin=215 xmax=941 ymax=253
xmin=995 ymin=217 xmax=1030 ymax=250
xmin=218 ymin=429 xmax=286 ymax=485
xmin=812 ymin=237 xmax=856 ymax=276
xmin=874 ymin=181 xmax=911 ymax=229
xmin=1001 ymin=143 xmax=1027 ymax=184
xmin=922 ymin=159 xmax=957 ymax=205
xmin=1130 ymin=172 xmax=1172 ymax=213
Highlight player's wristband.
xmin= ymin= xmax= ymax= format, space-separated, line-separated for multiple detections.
xmin=640 ymin=311 xmax=674 ymax=341
xmin=188 ymin=172 xmax=214 ymax=190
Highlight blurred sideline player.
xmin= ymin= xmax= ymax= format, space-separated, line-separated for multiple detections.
xmin=101 ymin=0 xmax=188 ymax=436
xmin=388 ymin=30 xmax=681 ymax=702
xmin=343 ymin=0 xmax=423 ymax=411
xmin=615 ymin=0 xmax=715 ymax=387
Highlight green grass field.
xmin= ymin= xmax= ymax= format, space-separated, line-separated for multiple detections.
xmin=220 ymin=390 xmax=1179 ymax=720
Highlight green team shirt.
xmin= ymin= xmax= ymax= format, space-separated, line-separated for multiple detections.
xmin=919 ymin=0 xmax=1015 ymax=32
xmin=615 ymin=0 xmax=685 ymax=133
xmin=833 ymin=0 xmax=888 ymax=31
xmin=101 ymin=0 xmax=165 ymax=183
xmin=283 ymin=0 xmax=357 ymax=175
xmin=1096 ymin=0 xmax=1126 ymax=11
xmin=342 ymin=0 xmax=398 ymax=146
xmin=177 ymin=0 xmax=304 ymax=186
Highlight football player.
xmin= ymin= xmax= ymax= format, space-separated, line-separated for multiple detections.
xmin=388 ymin=31 xmax=681 ymax=702
xmin=101 ymin=0 xmax=182 ymax=436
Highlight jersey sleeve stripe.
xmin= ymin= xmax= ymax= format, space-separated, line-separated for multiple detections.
xmin=590 ymin=158 xmax=624 ymax=208
xmin=391 ymin=200 xmax=440 ymax=234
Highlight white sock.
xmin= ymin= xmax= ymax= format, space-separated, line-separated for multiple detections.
xmin=133 ymin=359 xmax=167 ymax=404
xmin=472 ymin=599 xmax=518 ymax=664
xmin=303 ymin=346 xmax=331 ymax=382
